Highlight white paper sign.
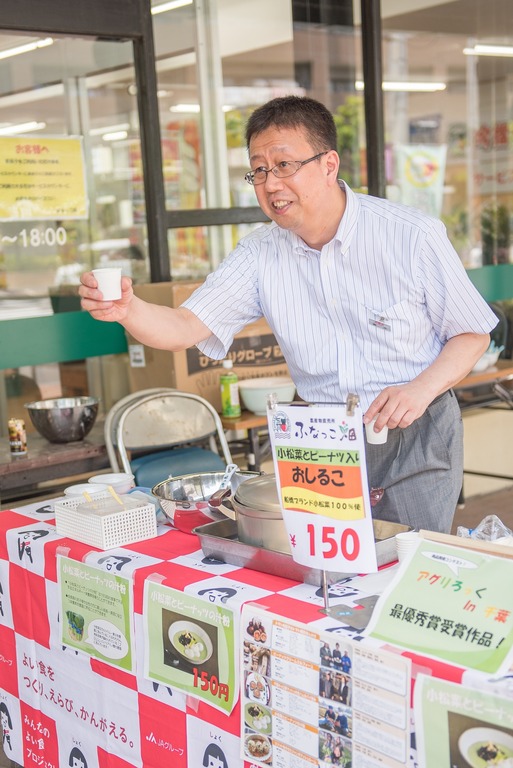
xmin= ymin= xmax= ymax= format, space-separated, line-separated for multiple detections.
xmin=267 ymin=403 xmax=377 ymax=573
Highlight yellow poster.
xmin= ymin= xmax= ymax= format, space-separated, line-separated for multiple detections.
xmin=0 ymin=136 xmax=88 ymax=220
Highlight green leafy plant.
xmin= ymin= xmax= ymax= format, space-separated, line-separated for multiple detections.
xmin=481 ymin=203 xmax=510 ymax=265
xmin=333 ymin=95 xmax=364 ymax=189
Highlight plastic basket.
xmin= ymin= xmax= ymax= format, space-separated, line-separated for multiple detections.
xmin=54 ymin=491 xmax=157 ymax=550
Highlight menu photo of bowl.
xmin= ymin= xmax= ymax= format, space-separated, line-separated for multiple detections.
xmin=244 ymin=701 xmax=272 ymax=735
xmin=244 ymin=731 xmax=273 ymax=764
xmin=448 ymin=711 xmax=513 ymax=767
xmin=161 ymin=608 xmax=219 ymax=679
xmin=245 ymin=670 xmax=271 ymax=707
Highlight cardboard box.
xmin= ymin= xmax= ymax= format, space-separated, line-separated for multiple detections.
xmin=125 ymin=281 xmax=289 ymax=411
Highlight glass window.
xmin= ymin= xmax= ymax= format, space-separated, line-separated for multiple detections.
xmin=0 ymin=34 xmax=147 ymax=428
xmin=0 ymin=34 xmax=150 ymax=320
xmin=151 ymin=0 xmax=364 ymax=276
xmin=380 ymin=0 xmax=513 ymax=267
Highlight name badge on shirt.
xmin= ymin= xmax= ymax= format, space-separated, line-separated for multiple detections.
xmin=368 ymin=308 xmax=391 ymax=331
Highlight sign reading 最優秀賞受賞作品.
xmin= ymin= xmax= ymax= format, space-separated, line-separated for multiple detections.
xmin=365 ymin=537 xmax=513 ymax=674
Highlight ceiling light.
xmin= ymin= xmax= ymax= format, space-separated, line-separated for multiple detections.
xmin=169 ymin=103 xmax=235 ymax=114
xmin=355 ymin=80 xmax=446 ymax=92
xmin=90 ymin=123 xmax=130 ymax=136
xmin=0 ymin=37 xmax=53 ymax=61
xmin=169 ymin=103 xmax=200 ymax=113
xmin=151 ymin=0 xmax=192 ymax=15
xmin=463 ymin=44 xmax=513 ymax=57
xmin=102 ymin=130 xmax=128 ymax=141
xmin=0 ymin=121 xmax=46 ymax=135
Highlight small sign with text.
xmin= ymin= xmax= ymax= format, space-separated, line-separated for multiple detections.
xmin=267 ymin=403 xmax=377 ymax=573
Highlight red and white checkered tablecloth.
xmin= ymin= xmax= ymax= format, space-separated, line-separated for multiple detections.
xmin=0 ymin=499 xmax=466 ymax=768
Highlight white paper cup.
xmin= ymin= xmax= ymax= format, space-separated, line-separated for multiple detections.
xmin=365 ymin=417 xmax=388 ymax=445
xmin=395 ymin=531 xmax=421 ymax=561
xmin=92 ymin=267 xmax=122 ymax=300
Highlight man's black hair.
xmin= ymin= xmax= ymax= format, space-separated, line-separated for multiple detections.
xmin=245 ymin=95 xmax=337 ymax=153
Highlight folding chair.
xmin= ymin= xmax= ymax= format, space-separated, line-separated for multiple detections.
xmin=113 ymin=390 xmax=233 ymax=488
xmin=104 ymin=388 xmax=176 ymax=472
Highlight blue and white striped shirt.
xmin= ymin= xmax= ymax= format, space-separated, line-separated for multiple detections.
xmin=183 ymin=182 xmax=497 ymax=410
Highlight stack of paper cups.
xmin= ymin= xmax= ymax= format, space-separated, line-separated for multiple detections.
xmin=395 ymin=531 xmax=421 ymax=562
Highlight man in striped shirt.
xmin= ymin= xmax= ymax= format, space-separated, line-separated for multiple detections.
xmin=80 ymin=96 xmax=497 ymax=533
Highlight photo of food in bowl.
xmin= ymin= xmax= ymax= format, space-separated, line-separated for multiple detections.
xmin=245 ymin=671 xmax=271 ymax=706
xmin=449 ymin=712 xmax=513 ymax=768
xmin=244 ymin=702 xmax=272 ymax=735
xmin=244 ymin=733 xmax=272 ymax=763
xmin=169 ymin=620 xmax=213 ymax=664
xmin=458 ymin=727 xmax=513 ymax=767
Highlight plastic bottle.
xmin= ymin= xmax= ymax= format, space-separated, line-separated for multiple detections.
xmin=220 ymin=359 xmax=241 ymax=418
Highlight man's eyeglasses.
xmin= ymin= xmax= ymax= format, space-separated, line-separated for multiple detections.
xmin=244 ymin=151 xmax=328 ymax=186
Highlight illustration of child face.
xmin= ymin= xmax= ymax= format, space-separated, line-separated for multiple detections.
xmin=1 ymin=711 xmax=8 ymax=729
xmin=206 ymin=589 xmax=229 ymax=602
xmin=21 ymin=530 xmax=47 ymax=541
xmin=71 ymin=758 xmax=85 ymax=768
xmin=206 ymin=758 xmax=224 ymax=768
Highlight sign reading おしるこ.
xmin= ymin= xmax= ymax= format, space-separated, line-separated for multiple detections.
xmin=267 ymin=403 xmax=377 ymax=573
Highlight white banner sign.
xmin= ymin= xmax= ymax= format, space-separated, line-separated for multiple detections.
xmin=267 ymin=404 xmax=377 ymax=574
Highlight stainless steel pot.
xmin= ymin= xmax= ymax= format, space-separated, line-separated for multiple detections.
xmin=211 ymin=474 xmax=290 ymax=554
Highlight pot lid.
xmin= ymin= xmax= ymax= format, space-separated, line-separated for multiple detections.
xmin=234 ymin=474 xmax=281 ymax=513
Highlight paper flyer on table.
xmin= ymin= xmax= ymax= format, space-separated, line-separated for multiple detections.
xmin=365 ymin=538 xmax=513 ymax=674
xmin=267 ymin=402 xmax=377 ymax=573
xmin=415 ymin=674 xmax=513 ymax=767
xmin=143 ymin=579 xmax=238 ymax=714
xmin=240 ymin=604 xmax=411 ymax=767
xmin=58 ymin=556 xmax=133 ymax=671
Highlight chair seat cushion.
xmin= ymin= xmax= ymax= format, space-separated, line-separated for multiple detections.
xmin=131 ymin=446 xmax=226 ymax=488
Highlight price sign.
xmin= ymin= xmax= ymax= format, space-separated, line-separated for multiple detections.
xmin=267 ymin=403 xmax=377 ymax=573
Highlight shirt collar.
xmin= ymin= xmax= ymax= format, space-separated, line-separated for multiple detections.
xmin=291 ymin=179 xmax=360 ymax=256
xmin=333 ymin=180 xmax=359 ymax=255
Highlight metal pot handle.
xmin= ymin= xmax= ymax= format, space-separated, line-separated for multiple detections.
xmin=208 ymin=487 xmax=232 ymax=507
xmin=208 ymin=489 xmax=237 ymax=521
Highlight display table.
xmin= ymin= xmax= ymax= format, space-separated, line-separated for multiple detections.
xmin=0 ymin=494 xmax=409 ymax=768
xmin=0 ymin=422 xmax=109 ymax=503
xmin=454 ymin=358 xmax=513 ymax=409
xmin=456 ymin=358 xmax=513 ymax=389
xmin=3 ymin=495 xmax=510 ymax=768
xmin=221 ymin=410 xmax=270 ymax=471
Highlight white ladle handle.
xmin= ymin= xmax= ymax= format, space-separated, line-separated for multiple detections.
xmin=219 ymin=463 xmax=238 ymax=490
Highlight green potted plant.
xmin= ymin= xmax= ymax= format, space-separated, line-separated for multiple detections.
xmin=481 ymin=203 xmax=510 ymax=265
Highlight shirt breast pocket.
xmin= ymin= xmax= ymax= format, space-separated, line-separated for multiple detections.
xmin=363 ymin=299 xmax=416 ymax=352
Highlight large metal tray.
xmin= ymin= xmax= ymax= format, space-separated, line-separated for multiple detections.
xmin=192 ymin=518 xmax=411 ymax=586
